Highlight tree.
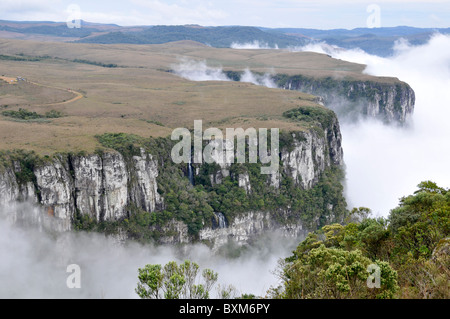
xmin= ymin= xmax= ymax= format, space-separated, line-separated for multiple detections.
xmin=136 ymin=260 xmax=218 ymax=299
xmin=389 ymin=181 xmax=449 ymax=261
xmin=387 ymin=181 xmax=449 ymax=298
xmin=135 ymin=264 xmax=164 ymax=299
xmin=276 ymin=244 xmax=398 ymax=299
xmin=344 ymin=207 xmax=372 ymax=224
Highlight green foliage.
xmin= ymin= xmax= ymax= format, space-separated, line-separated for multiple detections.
xmin=283 ymin=105 xmax=335 ymax=129
xmin=156 ymin=162 xmax=215 ymax=235
xmin=216 ymin=284 xmax=239 ymax=299
xmin=224 ymin=71 xmax=243 ymax=81
xmin=344 ymin=207 xmax=372 ymax=224
xmin=44 ymin=110 xmax=65 ymax=118
xmin=71 ymin=59 xmax=118 ymax=68
xmin=0 ymin=54 xmax=42 ymax=62
xmin=141 ymin=119 xmax=165 ymax=126
xmin=2 ymin=109 xmax=42 ymax=120
xmin=121 ymin=205 xmax=170 ymax=243
xmin=72 ymin=209 xmax=121 ymax=235
xmin=136 ymin=260 xmax=218 ymax=299
xmin=280 ymin=244 xmax=398 ymax=299
xmin=95 ymin=132 xmax=146 ymax=157
xmin=72 ymin=210 xmax=98 ymax=232
xmin=389 ymin=181 xmax=449 ymax=261
xmin=1 ymin=108 xmax=64 ymax=121
xmin=277 ymin=181 xmax=449 ymax=299
xmin=135 ymin=264 xmax=164 ymax=299
xmin=279 ymin=166 xmax=348 ymax=228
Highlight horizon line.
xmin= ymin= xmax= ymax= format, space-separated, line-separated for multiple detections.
xmin=0 ymin=19 xmax=449 ymax=31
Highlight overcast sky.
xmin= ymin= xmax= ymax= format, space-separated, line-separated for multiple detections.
xmin=0 ymin=0 xmax=449 ymax=29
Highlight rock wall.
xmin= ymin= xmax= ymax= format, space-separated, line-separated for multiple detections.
xmin=276 ymin=75 xmax=415 ymax=124
xmin=0 ymin=113 xmax=344 ymax=247
xmin=199 ymin=211 xmax=308 ymax=251
xmin=281 ymin=116 xmax=343 ymax=189
xmin=0 ymin=148 xmax=162 ymax=231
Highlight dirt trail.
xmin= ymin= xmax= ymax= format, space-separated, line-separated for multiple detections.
xmin=26 ymin=80 xmax=84 ymax=107
xmin=1 ymin=75 xmax=83 ymax=106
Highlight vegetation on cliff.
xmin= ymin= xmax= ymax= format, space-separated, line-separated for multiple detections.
xmin=270 ymin=181 xmax=449 ymax=299
xmin=136 ymin=181 xmax=449 ymax=299
xmin=91 ymin=129 xmax=347 ymax=241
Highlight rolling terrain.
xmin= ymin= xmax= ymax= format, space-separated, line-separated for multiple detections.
xmin=1 ymin=20 xmax=448 ymax=56
xmin=0 ymin=38 xmax=408 ymax=155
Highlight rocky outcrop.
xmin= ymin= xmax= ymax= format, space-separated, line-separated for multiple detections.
xmin=0 ymin=148 xmax=162 ymax=231
xmin=34 ymin=156 xmax=74 ymax=231
xmin=151 ymin=219 xmax=190 ymax=245
xmin=101 ymin=151 xmax=129 ymax=221
xmin=199 ymin=211 xmax=308 ymax=250
xmin=282 ymin=116 xmax=343 ymax=189
xmin=275 ymin=75 xmax=415 ymax=124
xmin=0 ymin=167 xmax=20 ymax=206
xmin=238 ymin=173 xmax=251 ymax=194
xmin=223 ymin=71 xmax=415 ymax=124
xmin=200 ymin=114 xmax=343 ymax=192
xmin=72 ymin=154 xmax=104 ymax=222
xmin=130 ymin=149 xmax=162 ymax=214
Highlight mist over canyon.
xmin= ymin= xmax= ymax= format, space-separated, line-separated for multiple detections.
xmin=0 ymin=202 xmax=297 ymax=298
xmin=0 ymin=33 xmax=448 ymax=299
xmin=178 ymin=33 xmax=450 ymax=216
xmin=317 ymin=34 xmax=450 ymax=216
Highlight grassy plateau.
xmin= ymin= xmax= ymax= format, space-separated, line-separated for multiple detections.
xmin=0 ymin=38 xmax=403 ymax=155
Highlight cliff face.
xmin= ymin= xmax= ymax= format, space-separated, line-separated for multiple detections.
xmin=0 ymin=149 xmax=162 ymax=232
xmin=187 ymin=116 xmax=343 ymax=249
xmin=205 ymin=115 xmax=343 ymax=192
xmin=0 ymin=111 xmax=345 ymax=247
xmin=281 ymin=116 xmax=343 ymax=189
xmin=275 ymin=75 xmax=415 ymax=124
xmin=199 ymin=211 xmax=308 ymax=251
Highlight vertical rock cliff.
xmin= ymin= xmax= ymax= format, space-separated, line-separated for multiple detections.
xmin=223 ymin=71 xmax=415 ymax=124
xmin=0 ymin=148 xmax=162 ymax=231
xmin=0 ymin=107 xmax=346 ymax=248
xmin=281 ymin=115 xmax=343 ymax=190
xmin=193 ymin=113 xmax=344 ymax=249
xmin=274 ymin=74 xmax=415 ymax=124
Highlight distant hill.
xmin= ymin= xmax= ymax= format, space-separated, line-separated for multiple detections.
xmin=0 ymin=20 xmax=138 ymax=39
xmin=77 ymin=25 xmax=308 ymax=47
xmin=0 ymin=20 xmax=449 ymax=56
xmin=264 ymin=26 xmax=450 ymax=56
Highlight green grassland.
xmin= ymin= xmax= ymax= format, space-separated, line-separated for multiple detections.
xmin=0 ymin=38 xmax=402 ymax=155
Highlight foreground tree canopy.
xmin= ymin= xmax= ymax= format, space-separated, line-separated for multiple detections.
xmin=136 ymin=260 xmax=219 ymax=299
xmin=136 ymin=181 xmax=449 ymax=299
xmin=271 ymin=181 xmax=449 ymax=299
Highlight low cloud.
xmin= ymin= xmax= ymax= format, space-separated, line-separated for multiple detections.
xmin=231 ymin=40 xmax=279 ymax=50
xmin=0 ymin=202 xmax=296 ymax=298
xmin=240 ymin=68 xmax=277 ymax=88
xmin=297 ymin=34 xmax=450 ymax=216
xmin=172 ymin=58 xmax=231 ymax=82
xmin=172 ymin=59 xmax=277 ymax=89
